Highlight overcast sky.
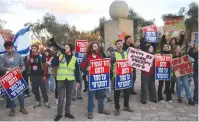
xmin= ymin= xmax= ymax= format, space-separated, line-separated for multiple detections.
xmin=0 ymin=0 xmax=197 ymax=33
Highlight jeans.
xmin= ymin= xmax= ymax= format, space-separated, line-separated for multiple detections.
xmin=180 ymin=75 xmax=192 ymax=92
xmin=88 ymin=89 xmax=104 ymax=112
xmin=175 ymin=75 xmax=192 ymax=100
xmin=106 ymin=80 xmax=112 ymax=98
xmin=72 ymin=81 xmax=82 ymax=98
xmin=193 ymin=72 xmax=198 ymax=104
xmin=47 ymin=74 xmax=55 ymax=92
xmin=8 ymin=93 xmax=24 ymax=110
xmin=57 ymin=81 xmax=74 ymax=115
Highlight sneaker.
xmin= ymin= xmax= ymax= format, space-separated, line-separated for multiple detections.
xmin=54 ymin=115 xmax=62 ymax=121
xmin=171 ymin=90 xmax=175 ymax=95
xmin=152 ymin=100 xmax=157 ymax=103
xmin=77 ymin=97 xmax=83 ymax=100
xmin=168 ymin=100 xmax=172 ymax=103
xmin=188 ymin=99 xmax=195 ymax=105
xmin=20 ymin=107 xmax=28 ymax=114
xmin=24 ymin=94 xmax=30 ymax=98
xmin=178 ymin=98 xmax=182 ymax=103
xmin=141 ymin=101 xmax=146 ymax=104
xmin=65 ymin=113 xmax=74 ymax=119
xmin=45 ymin=102 xmax=51 ymax=108
xmin=72 ymin=98 xmax=76 ymax=101
xmin=98 ymin=108 xmax=111 ymax=115
xmin=55 ymin=99 xmax=58 ymax=104
xmin=88 ymin=112 xmax=93 ymax=119
xmin=83 ymin=89 xmax=87 ymax=92
xmin=115 ymin=109 xmax=120 ymax=116
xmin=107 ymin=98 xmax=114 ymax=103
xmin=123 ymin=107 xmax=134 ymax=112
xmin=9 ymin=109 xmax=15 ymax=116
xmin=131 ymin=91 xmax=137 ymax=95
xmin=33 ymin=101 xmax=41 ymax=108
xmin=160 ymin=100 xmax=165 ymax=103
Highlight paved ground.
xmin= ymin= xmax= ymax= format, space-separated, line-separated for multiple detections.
xmin=0 ymin=70 xmax=198 ymax=121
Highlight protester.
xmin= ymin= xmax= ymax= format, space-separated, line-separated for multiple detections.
xmin=158 ymin=43 xmax=172 ymax=103
xmin=80 ymin=42 xmax=110 ymax=119
xmin=140 ymin=43 xmax=157 ymax=104
xmin=170 ymin=38 xmax=194 ymax=105
xmin=26 ymin=44 xmax=50 ymax=108
xmin=188 ymin=42 xmax=198 ymax=104
xmin=23 ymin=56 xmax=30 ymax=98
xmin=111 ymin=39 xmax=133 ymax=116
xmin=52 ymin=43 xmax=80 ymax=121
xmin=44 ymin=49 xmax=55 ymax=93
xmin=0 ymin=41 xmax=28 ymax=116
xmin=123 ymin=35 xmax=137 ymax=95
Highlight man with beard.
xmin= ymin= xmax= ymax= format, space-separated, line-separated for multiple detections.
xmin=123 ymin=35 xmax=137 ymax=95
xmin=0 ymin=41 xmax=28 ymax=116
xmin=111 ymin=39 xmax=134 ymax=116
xmin=80 ymin=42 xmax=110 ymax=119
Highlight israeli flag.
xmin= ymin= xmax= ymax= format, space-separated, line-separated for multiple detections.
xmin=0 ymin=34 xmax=5 ymax=55
xmin=14 ymin=26 xmax=31 ymax=56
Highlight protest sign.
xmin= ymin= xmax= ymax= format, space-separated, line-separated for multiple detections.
xmin=89 ymin=58 xmax=110 ymax=91
xmin=75 ymin=40 xmax=88 ymax=64
xmin=143 ymin=25 xmax=158 ymax=43
xmin=115 ymin=59 xmax=132 ymax=90
xmin=164 ymin=16 xmax=185 ymax=32
xmin=191 ymin=32 xmax=198 ymax=45
xmin=128 ymin=47 xmax=154 ymax=72
xmin=155 ymin=54 xmax=172 ymax=80
xmin=170 ymin=55 xmax=194 ymax=77
xmin=0 ymin=84 xmax=5 ymax=96
xmin=0 ymin=68 xmax=28 ymax=100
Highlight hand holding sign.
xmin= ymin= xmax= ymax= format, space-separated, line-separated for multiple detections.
xmin=87 ymin=66 xmax=91 ymax=71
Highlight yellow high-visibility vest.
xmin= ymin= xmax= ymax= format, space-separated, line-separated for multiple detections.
xmin=113 ymin=52 xmax=128 ymax=78
xmin=56 ymin=54 xmax=76 ymax=81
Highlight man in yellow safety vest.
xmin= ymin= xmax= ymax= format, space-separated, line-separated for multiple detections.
xmin=111 ymin=39 xmax=134 ymax=116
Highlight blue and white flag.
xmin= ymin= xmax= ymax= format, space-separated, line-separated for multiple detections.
xmin=0 ymin=34 xmax=6 ymax=55
xmin=14 ymin=26 xmax=31 ymax=56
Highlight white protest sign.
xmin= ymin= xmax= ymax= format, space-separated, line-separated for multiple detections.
xmin=128 ymin=47 xmax=154 ymax=72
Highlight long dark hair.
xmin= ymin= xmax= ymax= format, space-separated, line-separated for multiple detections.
xmin=86 ymin=42 xmax=99 ymax=55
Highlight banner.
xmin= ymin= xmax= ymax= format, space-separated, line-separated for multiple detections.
xmin=192 ymin=32 xmax=198 ymax=45
xmin=115 ymin=60 xmax=132 ymax=90
xmin=0 ymin=68 xmax=28 ymax=100
xmin=89 ymin=58 xmax=110 ymax=91
xmin=164 ymin=16 xmax=185 ymax=32
xmin=75 ymin=40 xmax=88 ymax=64
xmin=0 ymin=84 xmax=5 ymax=96
xmin=128 ymin=47 xmax=154 ymax=72
xmin=143 ymin=25 xmax=158 ymax=43
xmin=155 ymin=54 xmax=172 ymax=80
xmin=170 ymin=55 xmax=194 ymax=77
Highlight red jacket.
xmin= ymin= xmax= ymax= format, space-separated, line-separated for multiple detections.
xmin=80 ymin=53 xmax=102 ymax=74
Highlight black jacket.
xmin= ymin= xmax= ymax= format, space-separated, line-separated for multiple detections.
xmin=189 ymin=48 xmax=198 ymax=72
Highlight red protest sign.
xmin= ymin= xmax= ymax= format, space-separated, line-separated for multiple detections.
xmin=170 ymin=55 xmax=193 ymax=77
xmin=75 ymin=40 xmax=88 ymax=53
xmin=116 ymin=60 xmax=132 ymax=75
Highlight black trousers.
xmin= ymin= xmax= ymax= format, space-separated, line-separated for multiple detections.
xmin=30 ymin=76 xmax=48 ymax=102
xmin=158 ymin=80 xmax=172 ymax=101
xmin=82 ymin=74 xmax=87 ymax=90
xmin=55 ymin=78 xmax=58 ymax=99
xmin=171 ymin=80 xmax=175 ymax=92
xmin=114 ymin=88 xmax=130 ymax=109
xmin=22 ymin=72 xmax=29 ymax=95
